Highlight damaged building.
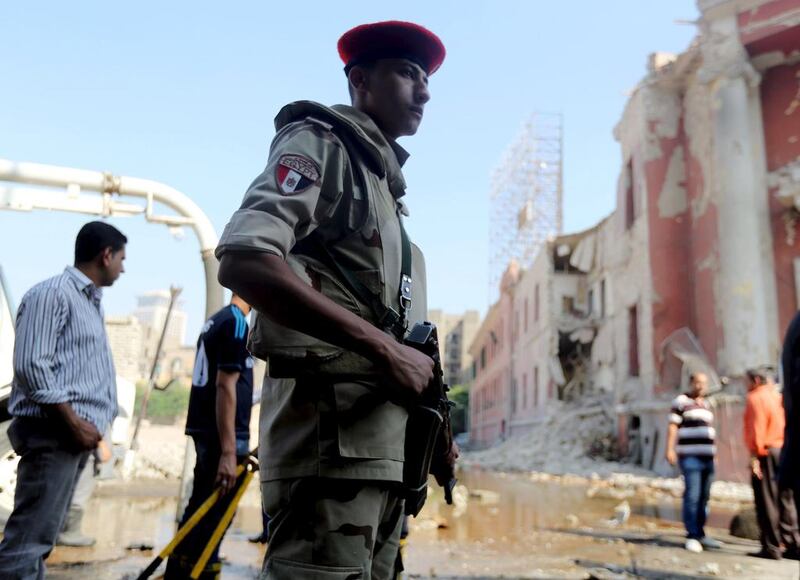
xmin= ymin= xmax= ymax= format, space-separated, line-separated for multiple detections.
xmin=469 ymin=0 xmax=800 ymax=482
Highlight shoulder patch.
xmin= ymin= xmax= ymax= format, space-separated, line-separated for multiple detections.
xmin=276 ymin=154 xmax=320 ymax=195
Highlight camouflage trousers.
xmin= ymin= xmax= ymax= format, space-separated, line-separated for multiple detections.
xmin=259 ymin=478 xmax=405 ymax=580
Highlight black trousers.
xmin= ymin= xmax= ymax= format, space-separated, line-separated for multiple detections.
xmin=164 ymin=435 xmax=246 ymax=580
xmin=753 ymin=447 xmax=800 ymax=556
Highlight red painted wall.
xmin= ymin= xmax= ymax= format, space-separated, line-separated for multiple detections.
xmin=739 ymin=1 xmax=800 ymax=53
xmin=762 ymin=62 xmax=800 ymax=336
xmin=683 ymin=122 xmax=723 ymax=367
xmin=470 ymin=290 xmax=514 ymax=446
xmin=644 ymin=117 xmax=694 ymax=393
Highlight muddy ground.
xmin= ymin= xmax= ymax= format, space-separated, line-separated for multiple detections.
xmin=40 ymin=469 xmax=799 ymax=580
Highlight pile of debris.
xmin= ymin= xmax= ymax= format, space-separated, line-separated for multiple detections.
xmin=126 ymin=422 xmax=187 ymax=480
xmin=462 ymin=394 xmax=754 ymax=503
xmin=463 ymin=395 xmax=631 ymax=477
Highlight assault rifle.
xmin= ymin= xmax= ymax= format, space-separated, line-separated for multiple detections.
xmin=403 ymin=321 xmax=457 ymax=516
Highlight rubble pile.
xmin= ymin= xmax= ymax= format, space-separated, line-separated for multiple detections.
xmin=462 ymin=396 xmax=753 ymax=503
xmin=463 ymin=395 xmax=629 ymax=477
xmin=128 ymin=422 xmax=187 ymax=480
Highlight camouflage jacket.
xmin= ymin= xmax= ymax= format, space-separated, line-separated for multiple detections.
xmin=216 ymin=101 xmax=428 ymax=482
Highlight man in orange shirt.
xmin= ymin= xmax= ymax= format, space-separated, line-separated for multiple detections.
xmin=744 ymin=366 xmax=800 ymax=559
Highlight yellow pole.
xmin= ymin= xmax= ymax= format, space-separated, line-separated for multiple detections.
xmin=190 ymin=469 xmax=254 ymax=579
xmin=135 ymin=464 xmax=246 ymax=580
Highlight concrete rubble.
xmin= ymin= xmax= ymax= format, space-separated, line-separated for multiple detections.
xmin=463 ymin=395 xmax=753 ymax=506
xmin=126 ymin=422 xmax=187 ymax=480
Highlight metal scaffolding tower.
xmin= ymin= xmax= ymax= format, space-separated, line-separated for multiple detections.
xmin=489 ymin=113 xmax=563 ymax=300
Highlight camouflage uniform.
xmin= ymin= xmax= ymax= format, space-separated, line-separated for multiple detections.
xmin=216 ymin=101 xmax=428 ymax=579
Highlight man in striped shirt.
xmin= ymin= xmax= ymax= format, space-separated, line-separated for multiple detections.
xmin=666 ymin=372 xmax=722 ymax=553
xmin=0 ymin=221 xmax=126 ymax=580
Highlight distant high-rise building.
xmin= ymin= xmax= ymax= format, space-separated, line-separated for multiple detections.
xmin=427 ymin=309 xmax=481 ymax=386
xmin=105 ymin=316 xmax=144 ymax=383
xmin=134 ymin=290 xmax=189 ymax=377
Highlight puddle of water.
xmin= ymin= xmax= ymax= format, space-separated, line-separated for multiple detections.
xmin=43 ymin=469 xmax=738 ymax=578
xmin=416 ymin=470 xmax=735 ymax=544
xmin=418 ymin=471 xmax=620 ymax=542
xmin=47 ymin=480 xmax=266 ymax=579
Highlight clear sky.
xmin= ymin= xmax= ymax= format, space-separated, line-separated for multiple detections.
xmin=0 ymin=1 xmax=699 ymax=341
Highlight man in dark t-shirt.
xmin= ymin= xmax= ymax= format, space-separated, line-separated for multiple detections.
xmin=186 ymin=298 xmax=254 ymax=453
xmin=165 ymin=295 xmax=253 ymax=580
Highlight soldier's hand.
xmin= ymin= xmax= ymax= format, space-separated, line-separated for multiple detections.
xmin=383 ymin=342 xmax=435 ymax=400
xmin=216 ymin=452 xmax=238 ymax=495
xmin=448 ymin=440 xmax=460 ymax=465
xmin=665 ymin=448 xmax=678 ymax=466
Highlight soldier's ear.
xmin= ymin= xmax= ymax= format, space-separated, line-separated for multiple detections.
xmin=348 ymin=66 xmax=369 ymax=95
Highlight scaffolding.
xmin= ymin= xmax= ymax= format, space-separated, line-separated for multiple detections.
xmin=489 ymin=113 xmax=563 ymax=300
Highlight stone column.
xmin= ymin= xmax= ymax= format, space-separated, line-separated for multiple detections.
xmin=698 ymin=13 xmax=778 ymax=374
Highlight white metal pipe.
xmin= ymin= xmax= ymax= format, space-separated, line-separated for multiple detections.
xmin=0 ymin=159 xmax=224 ymax=317
xmin=0 ymin=185 xmax=145 ymax=216
xmin=0 ymin=159 xmax=217 ymax=253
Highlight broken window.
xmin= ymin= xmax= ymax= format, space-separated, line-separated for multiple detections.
xmin=522 ymin=373 xmax=528 ymax=409
xmin=629 ymin=305 xmax=640 ymax=377
xmin=600 ymin=279 xmax=607 ymax=318
xmin=625 ymin=157 xmax=636 ymax=230
xmin=557 ymin=331 xmax=593 ymax=402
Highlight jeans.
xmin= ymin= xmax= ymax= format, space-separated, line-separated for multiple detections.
xmin=679 ymin=454 xmax=715 ymax=540
xmin=0 ymin=418 xmax=88 ymax=580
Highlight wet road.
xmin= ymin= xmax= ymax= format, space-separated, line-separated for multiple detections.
xmin=43 ymin=470 xmax=796 ymax=579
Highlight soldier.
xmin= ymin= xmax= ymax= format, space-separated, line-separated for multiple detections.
xmin=216 ymin=21 xmax=451 ymax=579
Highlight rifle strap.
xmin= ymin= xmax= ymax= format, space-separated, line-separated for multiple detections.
xmin=299 ymin=138 xmax=413 ymax=340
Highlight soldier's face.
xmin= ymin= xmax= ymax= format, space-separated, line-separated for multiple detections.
xmin=360 ymin=59 xmax=430 ymax=139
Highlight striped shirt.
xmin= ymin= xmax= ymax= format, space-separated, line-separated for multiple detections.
xmin=670 ymin=393 xmax=716 ymax=457
xmin=9 ymin=267 xmax=117 ymax=433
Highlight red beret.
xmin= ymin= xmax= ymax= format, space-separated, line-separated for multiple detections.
xmin=338 ymin=21 xmax=446 ymax=76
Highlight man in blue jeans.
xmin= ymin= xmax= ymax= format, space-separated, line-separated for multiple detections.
xmin=666 ymin=372 xmax=722 ymax=553
xmin=0 ymin=221 xmax=126 ymax=579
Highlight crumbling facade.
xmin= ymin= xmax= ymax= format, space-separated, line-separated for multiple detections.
xmin=470 ymin=0 xmax=800 ymax=481
xmin=469 ymin=263 xmax=517 ymax=445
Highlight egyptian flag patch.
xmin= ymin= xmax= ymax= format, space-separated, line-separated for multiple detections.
xmin=276 ymin=154 xmax=320 ymax=195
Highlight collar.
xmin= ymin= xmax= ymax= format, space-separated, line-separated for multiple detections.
xmin=275 ymin=101 xmax=409 ymax=199
xmin=65 ymin=266 xmax=103 ymax=304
